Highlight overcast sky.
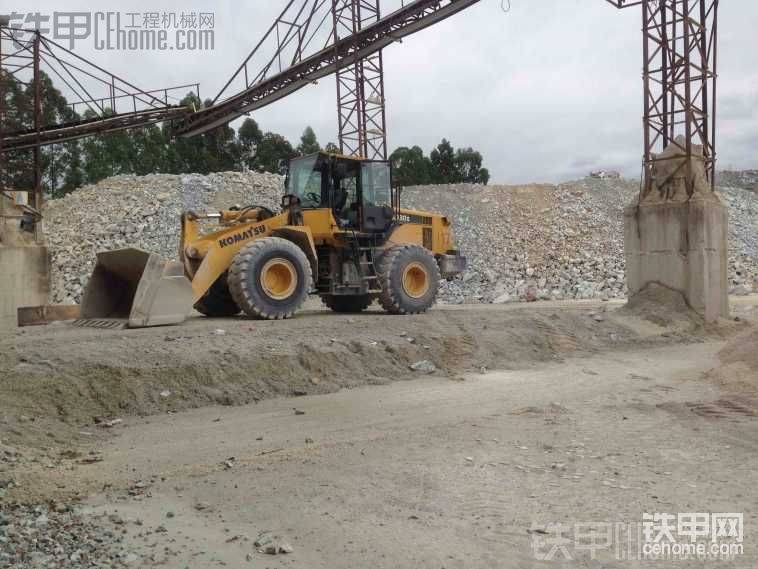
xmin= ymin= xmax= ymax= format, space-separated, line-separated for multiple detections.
xmin=20 ymin=0 xmax=758 ymax=183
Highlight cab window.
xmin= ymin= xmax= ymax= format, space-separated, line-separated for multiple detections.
xmin=288 ymin=155 xmax=323 ymax=208
xmin=361 ymin=162 xmax=392 ymax=208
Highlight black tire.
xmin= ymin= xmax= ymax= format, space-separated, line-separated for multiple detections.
xmin=227 ymin=237 xmax=311 ymax=320
xmin=377 ymin=244 xmax=441 ymax=315
xmin=194 ymin=274 xmax=240 ymax=317
xmin=322 ymin=294 xmax=373 ymax=313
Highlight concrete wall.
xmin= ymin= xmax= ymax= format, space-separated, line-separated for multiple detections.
xmin=624 ymin=196 xmax=729 ymax=322
xmin=0 ymin=246 xmax=50 ymax=331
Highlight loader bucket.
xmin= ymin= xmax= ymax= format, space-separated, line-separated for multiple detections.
xmin=80 ymin=248 xmax=193 ymax=328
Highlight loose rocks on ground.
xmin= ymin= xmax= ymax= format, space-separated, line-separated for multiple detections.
xmin=0 ymin=504 xmax=131 ymax=568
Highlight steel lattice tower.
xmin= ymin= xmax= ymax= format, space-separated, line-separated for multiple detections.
xmin=332 ymin=0 xmax=388 ymax=160
xmin=641 ymin=0 xmax=719 ymax=195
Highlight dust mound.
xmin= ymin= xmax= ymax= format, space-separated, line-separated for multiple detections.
xmin=718 ymin=328 xmax=758 ymax=371
xmin=706 ymin=327 xmax=758 ymax=402
xmin=620 ymin=283 xmax=703 ymax=328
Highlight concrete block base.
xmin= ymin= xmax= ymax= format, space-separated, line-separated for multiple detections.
xmin=0 ymin=246 xmax=50 ymax=331
xmin=624 ymin=195 xmax=729 ymax=322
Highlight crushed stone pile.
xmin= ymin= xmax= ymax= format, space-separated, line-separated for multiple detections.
xmin=43 ymin=172 xmax=757 ymax=305
xmin=403 ymin=179 xmax=758 ymax=304
xmin=0 ymin=503 xmax=130 ymax=568
xmin=717 ymin=170 xmax=758 ymax=193
xmin=44 ymin=172 xmax=283 ymax=303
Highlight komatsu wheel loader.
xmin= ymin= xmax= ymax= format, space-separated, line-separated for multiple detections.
xmin=79 ymin=152 xmax=466 ymax=327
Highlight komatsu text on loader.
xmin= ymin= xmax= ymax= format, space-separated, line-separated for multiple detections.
xmin=79 ymin=152 xmax=467 ymax=327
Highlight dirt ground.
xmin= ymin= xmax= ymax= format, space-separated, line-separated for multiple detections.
xmin=1 ymin=295 xmax=757 ymax=567
xmin=0 ymin=297 xmax=704 ymax=451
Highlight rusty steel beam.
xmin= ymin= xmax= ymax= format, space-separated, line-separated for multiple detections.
xmin=605 ymin=0 xmax=643 ymax=7
xmin=176 ymin=0 xmax=482 ymax=138
xmin=32 ymin=31 xmax=41 ymax=209
xmin=1 ymin=106 xmax=191 ymax=152
xmin=0 ymin=26 xmax=197 ymax=154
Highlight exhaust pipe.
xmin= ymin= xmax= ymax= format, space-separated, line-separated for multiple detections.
xmin=80 ymin=248 xmax=193 ymax=328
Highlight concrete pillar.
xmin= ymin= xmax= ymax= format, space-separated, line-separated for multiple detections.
xmin=624 ymin=195 xmax=729 ymax=322
xmin=0 ymin=193 xmax=49 ymax=331
xmin=0 ymin=246 xmax=50 ymax=330
xmin=625 ymin=133 xmax=729 ymax=323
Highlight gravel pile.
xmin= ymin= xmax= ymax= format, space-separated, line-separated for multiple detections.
xmin=44 ymin=172 xmax=283 ymax=303
xmin=403 ymin=178 xmax=758 ymax=303
xmin=42 ymin=172 xmax=757 ymax=305
xmin=0 ymin=504 xmax=129 ymax=568
xmin=717 ymin=170 xmax=758 ymax=193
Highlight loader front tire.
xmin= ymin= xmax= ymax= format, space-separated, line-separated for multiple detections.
xmin=322 ymin=294 xmax=373 ymax=313
xmin=228 ymin=237 xmax=311 ymax=320
xmin=377 ymin=244 xmax=440 ymax=315
xmin=194 ymin=273 xmax=240 ymax=317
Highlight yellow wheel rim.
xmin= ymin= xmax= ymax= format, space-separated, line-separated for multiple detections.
xmin=402 ymin=262 xmax=430 ymax=299
xmin=260 ymin=258 xmax=297 ymax=300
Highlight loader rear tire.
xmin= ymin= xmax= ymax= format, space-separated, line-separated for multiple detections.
xmin=228 ymin=237 xmax=311 ymax=320
xmin=322 ymin=294 xmax=373 ymax=313
xmin=377 ymin=244 xmax=440 ymax=315
xmin=194 ymin=273 xmax=240 ymax=317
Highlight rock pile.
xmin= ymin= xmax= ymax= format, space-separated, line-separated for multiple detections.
xmin=42 ymin=171 xmax=757 ymax=305
xmin=0 ymin=504 xmax=131 ymax=568
xmin=402 ymin=178 xmax=757 ymax=303
xmin=717 ymin=170 xmax=758 ymax=193
xmin=43 ymin=172 xmax=283 ymax=303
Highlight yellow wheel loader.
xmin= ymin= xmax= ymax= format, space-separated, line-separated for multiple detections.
xmin=80 ymin=152 xmax=466 ymax=327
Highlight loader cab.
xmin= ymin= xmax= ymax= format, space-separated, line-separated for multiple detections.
xmin=286 ymin=152 xmax=394 ymax=233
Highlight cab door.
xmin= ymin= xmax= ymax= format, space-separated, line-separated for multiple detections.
xmin=360 ymin=161 xmax=395 ymax=233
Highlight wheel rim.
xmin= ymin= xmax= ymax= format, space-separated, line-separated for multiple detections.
xmin=260 ymin=258 xmax=297 ymax=300
xmin=402 ymin=262 xmax=430 ymax=299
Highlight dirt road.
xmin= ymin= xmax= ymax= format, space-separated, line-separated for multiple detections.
xmin=2 ymin=297 xmax=757 ymax=567
xmin=50 ymin=341 xmax=757 ymax=568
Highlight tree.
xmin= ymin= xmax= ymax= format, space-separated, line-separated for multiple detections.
xmin=324 ymin=142 xmax=340 ymax=154
xmin=297 ymin=126 xmax=321 ymax=155
xmin=252 ymin=132 xmax=297 ymax=175
xmin=161 ymin=93 xmax=238 ymax=175
xmin=429 ymin=139 xmax=457 ymax=184
xmin=391 ymin=139 xmax=491 ymax=186
xmin=59 ymin=141 xmax=84 ymax=196
xmin=390 ymin=146 xmax=433 ymax=187
xmin=80 ymin=108 xmax=133 ymax=182
xmin=454 ymin=147 xmax=490 ymax=185
xmin=238 ymin=118 xmax=263 ymax=169
xmin=129 ymin=124 xmax=168 ymax=176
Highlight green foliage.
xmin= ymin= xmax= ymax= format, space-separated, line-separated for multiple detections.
xmin=251 ymin=132 xmax=297 ymax=175
xmin=324 ymin=142 xmax=340 ymax=154
xmin=430 ymin=139 xmax=457 ymax=184
xmin=1 ymin=73 xmax=490 ymax=196
xmin=454 ymin=147 xmax=490 ymax=185
xmin=297 ymin=126 xmax=321 ymax=155
xmin=238 ymin=118 xmax=263 ymax=170
xmin=391 ymin=139 xmax=490 ymax=187
xmin=390 ymin=146 xmax=432 ymax=186
xmin=59 ymin=141 xmax=84 ymax=197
